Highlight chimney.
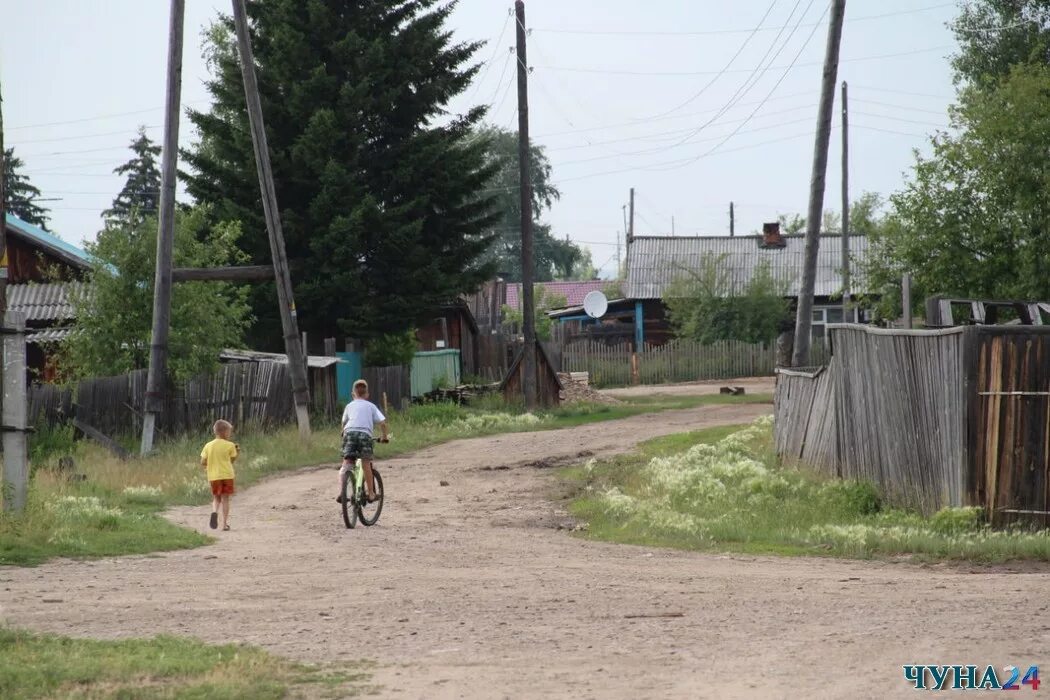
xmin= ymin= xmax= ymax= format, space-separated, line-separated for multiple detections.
xmin=761 ymin=222 xmax=786 ymax=249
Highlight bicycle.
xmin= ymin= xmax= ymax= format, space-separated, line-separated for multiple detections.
xmin=340 ymin=437 xmax=387 ymax=529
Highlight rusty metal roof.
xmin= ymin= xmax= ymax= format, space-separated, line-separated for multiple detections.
xmin=8 ymin=283 xmax=82 ymax=322
xmin=624 ymin=234 xmax=869 ymax=300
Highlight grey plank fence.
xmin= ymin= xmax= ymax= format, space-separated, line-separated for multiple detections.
xmin=362 ymin=365 xmax=411 ymax=412
xmin=774 ymin=364 xmax=838 ymax=473
xmin=562 ymin=339 xmax=775 ymax=388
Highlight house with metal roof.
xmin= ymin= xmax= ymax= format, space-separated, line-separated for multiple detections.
xmin=559 ymin=228 xmax=870 ymax=348
xmin=4 ymin=214 xmax=93 ymax=379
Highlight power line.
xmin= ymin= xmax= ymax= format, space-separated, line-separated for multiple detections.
xmin=851 ymin=98 xmax=949 ymax=116
xmin=852 ymin=110 xmax=949 ymax=128
xmin=467 ymin=9 xmax=514 ymax=103
xmin=848 ymin=84 xmax=953 ymax=100
xmin=530 ymin=3 xmax=955 ymax=36
xmin=7 ymin=101 xmax=207 ymax=131
xmin=536 ymin=46 xmax=953 ymax=77
xmin=13 ymin=125 xmax=162 ymax=146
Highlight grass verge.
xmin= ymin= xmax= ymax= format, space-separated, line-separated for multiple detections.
xmin=1 ymin=393 xmax=769 ymax=566
xmin=566 ymin=418 xmax=1050 ymax=563
xmin=0 ymin=628 xmax=369 ymax=699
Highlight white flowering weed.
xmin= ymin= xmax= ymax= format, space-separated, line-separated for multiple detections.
xmin=449 ymin=412 xmax=545 ymax=433
xmin=123 ymin=486 xmax=163 ymax=499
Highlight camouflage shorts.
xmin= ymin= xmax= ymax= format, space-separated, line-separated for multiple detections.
xmin=341 ymin=430 xmax=373 ymax=460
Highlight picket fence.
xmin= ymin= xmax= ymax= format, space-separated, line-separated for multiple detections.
xmin=562 ymin=339 xmax=774 ymax=388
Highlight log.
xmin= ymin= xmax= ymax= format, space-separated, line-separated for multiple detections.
xmin=172 ymin=266 xmax=275 ymax=282
xmin=72 ymin=419 xmax=131 ymax=460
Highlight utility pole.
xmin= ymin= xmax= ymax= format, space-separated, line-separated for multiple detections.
xmin=140 ymin=0 xmax=185 ymax=455
xmin=792 ymin=0 xmax=846 ymax=367
xmin=232 ymin=0 xmax=312 ymax=436
xmin=840 ymin=80 xmax=851 ymax=322
xmin=1 ymin=78 xmax=6 ymax=310
xmin=616 ymin=231 xmax=621 ymax=276
xmin=515 ymin=0 xmax=537 ymax=410
xmin=671 ymin=215 xmax=675 ymax=237
xmin=628 ymin=187 xmax=635 ymax=244
xmin=729 ymin=201 xmax=735 ymax=237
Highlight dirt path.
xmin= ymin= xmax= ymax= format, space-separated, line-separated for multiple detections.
xmin=3 ymin=399 xmax=1049 ymax=699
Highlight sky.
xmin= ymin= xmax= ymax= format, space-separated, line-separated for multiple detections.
xmin=1 ymin=0 xmax=959 ymax=278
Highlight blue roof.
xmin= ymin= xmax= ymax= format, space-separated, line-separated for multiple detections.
xmin=5 ymin=213 xmax=92 ymax=269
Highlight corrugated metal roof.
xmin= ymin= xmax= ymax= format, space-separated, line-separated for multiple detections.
xmin=505 ymin=280 xmax=607 ymax=311
xmin=5 ymin=213 xmax=92 ymax=270
xmin=26 ymin=327 xmax=72 ymax=344
xmin=624 ymin=235 xmax=869 ymax=300
xmin=8 ymin=283 xmax=82 ymax=322
xmin=220 ymin=348 xmax=342 ymax=369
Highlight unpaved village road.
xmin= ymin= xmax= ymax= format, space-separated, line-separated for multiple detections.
xmin=3 ymin=395 xmax=1050 ymax=699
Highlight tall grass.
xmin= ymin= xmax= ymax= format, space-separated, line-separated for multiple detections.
xmin=570 ymin=419 xmax=1050 ymax=563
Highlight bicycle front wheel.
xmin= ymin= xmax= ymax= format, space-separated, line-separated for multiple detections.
xmin=341 ymin=469 xmax=357 ymax=529
xmin=358 ymin=469 xmax=384 ymax=526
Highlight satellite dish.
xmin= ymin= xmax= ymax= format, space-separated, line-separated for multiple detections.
xmin=583 ymin=291 xmax=608 ymax=319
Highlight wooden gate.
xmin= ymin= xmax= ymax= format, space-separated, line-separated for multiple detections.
xmin=973 ymin=330 xmax=1050 ymax=524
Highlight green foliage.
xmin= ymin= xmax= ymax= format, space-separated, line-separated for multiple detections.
xmin=479 ymin=126 xmax=591 ymax=281
xmin=185 ymin=2 xmax=499 ymax=348
xmin=28 ymin=423 xmax=77 ymax=473
xmin=665 ymin=254 xmax=790 ymax=344
xmin=0 ymin=628 xmax=366 ymax=699
xmin=570 ymin=421 xmax=1050 ymax=562
xmin=502 ymin=287 xmax=567 ymax=340
xmin=951 ymin=0 xmax=1050 ymax=88
xmin=62 ymin=206 xmax=252 ymax=382
xmin=602 ymin=279 xmax=625 ymax=300
xmin=869 ymin=64 xmax=1050 ymax=314
xmin=103 ymin=127 xmax=161 ymax=227
xmin=3 ymin=148 xmax=49 ymax=229
xmin=364 ymin=329 xmax=417 ymax=368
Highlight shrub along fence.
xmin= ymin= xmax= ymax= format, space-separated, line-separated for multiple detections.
xmin=775 ymin=324 xmax=1050 ymax=522
xmin=562 ymin=339 xmax=774 ymax=388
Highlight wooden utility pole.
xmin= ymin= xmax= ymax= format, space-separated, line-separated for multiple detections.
xmin=729 ymin=201 xmax=735 ymax=237
xmin=232 ymin=0 xmax=312 ymax=436
xmin=792 ymin=0 xmax=846 ymax=367
xmin=140 ymin=0 xmax=185 ymax=455
xmin=902 ymin=273 xmax=913 ymax=329
xmin=628 ymin=187 xmax=635 ymax=244
xmin=840 ymin=80 xmax=851 ymax=322
xmin=1 ymin=78 xmax=7 ymax=311
xmin=515 ymin=0 xmax=537 ymax=410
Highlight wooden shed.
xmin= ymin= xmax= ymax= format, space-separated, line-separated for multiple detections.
xmin=775 ymin=324 xmax=1050 ymax=523
xmin=417 ymin=300 xmax=480 ymax=376
xmin=500 ymin=340 xmax=563 ymax=408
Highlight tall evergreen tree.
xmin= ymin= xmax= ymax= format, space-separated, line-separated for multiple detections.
xmin=184 ymin=0 xmax=498 ymax=348
xmin=3 ymin=147 xmax=50 ymax=229
xmin=104 ymin=127 xmax=161 ymax=226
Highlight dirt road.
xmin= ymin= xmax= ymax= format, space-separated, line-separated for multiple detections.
xmin=3 ymin=398 xmax=1049 ymax=699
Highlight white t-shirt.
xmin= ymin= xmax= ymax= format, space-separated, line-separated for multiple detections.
xmin=341 ymin=399 xmax=386 ymax=437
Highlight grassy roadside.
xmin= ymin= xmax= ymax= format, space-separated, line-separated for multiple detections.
xmin=0 ymin=628 xmax=369 ymax=699
xmin=565 ymin=419 xmax=1050 ymax=563
xmin=1 ymin=393 xmax=769 ymax=566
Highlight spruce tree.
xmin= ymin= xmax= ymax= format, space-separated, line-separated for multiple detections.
xmin=104 ymin=127 xmax=161 ymax=226
xmin=3 ymin=147 xmax=50 ymax=229
xmin=184 ymin=0 xmax=498 ymax=347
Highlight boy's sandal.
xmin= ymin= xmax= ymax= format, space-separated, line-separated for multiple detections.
xmin=223 ymin=524 xmax=231 ymax=531
xmin=209 ymin=512 xmax=218 ymax=530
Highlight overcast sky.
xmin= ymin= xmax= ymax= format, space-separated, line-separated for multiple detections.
xmin=2 ymin=0 xmax=958 ymax=277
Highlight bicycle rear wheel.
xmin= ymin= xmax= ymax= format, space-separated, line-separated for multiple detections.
xmin=341 ymin=469 xmax=357 ymax=529
xmin=357 ymin=469 xmax=384 ymax=526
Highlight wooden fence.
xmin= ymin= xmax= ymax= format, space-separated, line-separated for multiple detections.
xmin=774 ymin=324 xmax=1050 ymax=520
xmin=562 ymin=339 xmax=775 ymax=388
xmin=362 ymin=365 xmax=411 ymax=411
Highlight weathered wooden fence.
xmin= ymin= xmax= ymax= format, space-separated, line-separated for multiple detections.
xmin=562 ymin=339 xmax=775 ymax=388
xmin=362 ymin=365 xmax=411 ymax=411
xmin=775 ymin=325 xmax=1050 ymax=520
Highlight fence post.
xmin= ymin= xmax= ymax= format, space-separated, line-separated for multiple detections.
xmin=2 ymin=311 xmax=28 ymax=512
xmin=631 ymin=351 xmax=640 ymax=385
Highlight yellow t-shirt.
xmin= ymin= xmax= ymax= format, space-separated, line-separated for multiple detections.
xmin=201 ymin=438 xmax=238 ymax=481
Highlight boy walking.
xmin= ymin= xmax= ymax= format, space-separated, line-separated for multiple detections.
xmin=338 ymin=380 xmax=389 ymax=503
xmin=201 ymin=419 xmax=239 ymax=531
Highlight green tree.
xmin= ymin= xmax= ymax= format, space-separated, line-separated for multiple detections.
xmin=3 ymin=148 xmax=50 ymax=229
xmin=103 ymin=127 xmax=161 ymax=226
xmin=184 ymin=1 xmax=498 ymax=349
xmin=480 ymin=126 xmax=591 ymax=281
xmin=502 ymin=287 xmax=567 ymax=341
xmin=951 ymin=0 xmax=1050 ymax=88
xmin=665 ymin=254 xmax=790 ymax=344
xmin=868 ymin=64 xmax=1050 ymax=315
xmin=63 ymin=206 xmax=251 ymax=381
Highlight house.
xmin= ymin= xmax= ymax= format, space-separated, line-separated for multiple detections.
xmin=416 ymin=300 xmax=480 ymax=375
xmin=4 ymin=214 xmax=93 ymax=380
xmin=585 ymin=226 xmax=870 ymax=348
xmin=503 ymin=280 xmax=608 ymax=312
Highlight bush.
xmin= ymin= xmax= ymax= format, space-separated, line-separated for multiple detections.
xmin=930 ymin=506 xmax=984 ymax=535
xmin=364 ymin=330 xmax=417 ymax=367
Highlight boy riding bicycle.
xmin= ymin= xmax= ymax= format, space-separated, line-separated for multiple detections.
xmin=337 ymin=379 xmax=388 ymax=504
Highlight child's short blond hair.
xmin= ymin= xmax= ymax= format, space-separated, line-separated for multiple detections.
xmin=353 ymin=380 xmax=369 ymax=397
xmin=213 ymin=419 xmax=233 ymax=437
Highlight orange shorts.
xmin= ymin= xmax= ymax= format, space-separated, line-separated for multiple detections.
xmin=210 ymin=479 xmax=235 ymax=496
